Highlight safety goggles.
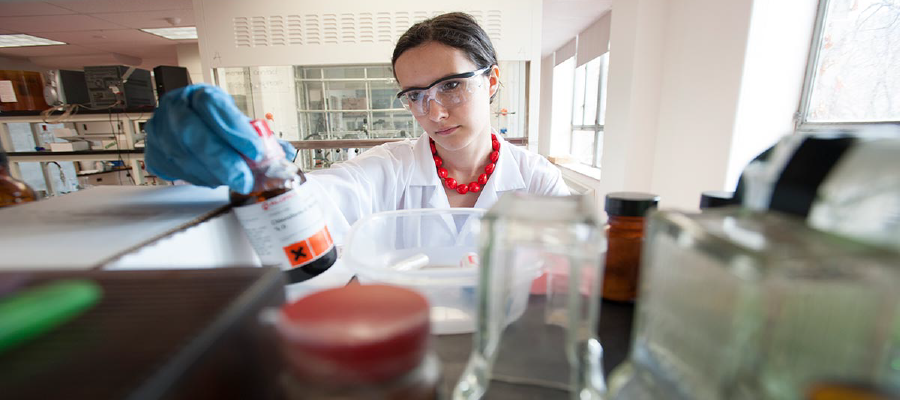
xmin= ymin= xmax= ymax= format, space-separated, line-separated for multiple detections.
xmin=396 ymin=67 xmax=491 ymax=116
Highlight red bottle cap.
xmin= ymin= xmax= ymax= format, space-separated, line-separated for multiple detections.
xmin=248 ymin=119 xmax=286 ymax=165
xmin=276 ymin=285 xmax=431 ymax=384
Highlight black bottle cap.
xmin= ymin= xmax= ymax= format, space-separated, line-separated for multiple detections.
xmin=699 ymin=191 xmax=734 ymax=209
xmin=605 ymin=192 xmax=660 ymax=217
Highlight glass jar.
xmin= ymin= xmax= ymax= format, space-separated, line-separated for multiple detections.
xmin=602 ymin=192 xmax=659 ymax=302
xmin=276 ymin=284 xmax=440 ymax=400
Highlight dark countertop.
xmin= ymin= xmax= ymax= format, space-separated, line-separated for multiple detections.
xmin=433 ymin=299 xmax=634 ymax=398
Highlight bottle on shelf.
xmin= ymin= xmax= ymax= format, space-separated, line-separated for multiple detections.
xmin=230 ymin=119 xmax=337 ymax=284
xmin=0 ymin=147 xmax=37 ymax=208
xmin=602 ymin=192 xmax=659 ymax=302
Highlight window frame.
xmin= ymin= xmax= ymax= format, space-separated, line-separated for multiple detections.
xmin=570 ymin=55 xmax=606 ymax=168
xmin=795 ymin=0 xmax=900 ymax=131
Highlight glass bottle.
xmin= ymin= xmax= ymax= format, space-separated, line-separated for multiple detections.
xmin=275 ymin=284 xmax=440 ymax=400
xmin=454 ymin=193 xmax=607 ymax=400
xmin=0 ymin=147 xmax=37 ymax=208
xmin=607 ymin=208 xmax=900 ymax=400
xmin=699 ymin=191 xmax=734 ymax=210
xmin=601 ymin=192 xmax=659 ymax=302
xmin=230 ymin=119 xmax=336 ymax=284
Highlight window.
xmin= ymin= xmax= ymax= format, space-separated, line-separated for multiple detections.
xmin=798 ymin=0 xmax=900 ymax=128
xmin=551 ymin=57 xmax=575 ymax=156
xmin=571 ymin=54 xmax=609 ymax=167
xmin=295 ymin=66 xmax=416 ymax=140
xmin=215 ymin=62 xmax=528 ymax=141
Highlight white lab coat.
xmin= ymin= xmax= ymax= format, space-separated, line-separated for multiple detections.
xmin=307 ymin=132 xmax=570 ymax=245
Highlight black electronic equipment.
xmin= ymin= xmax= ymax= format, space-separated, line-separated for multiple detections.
xmin=43 ymin=70 xmax=90 ymax=106
xmin=153 ymin=65 xmax=192 ymax=100
xmin=84 ymin=65 xmax=155 ymax=109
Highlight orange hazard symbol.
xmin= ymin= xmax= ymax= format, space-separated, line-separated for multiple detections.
xmin=283 ymin=227 xmax=334 ymax=267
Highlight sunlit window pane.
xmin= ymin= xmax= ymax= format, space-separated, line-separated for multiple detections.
xmin=807 ymin=0 xmax=900 ymax=122
xmin=572 ymin=130 xmax=596 ymax=165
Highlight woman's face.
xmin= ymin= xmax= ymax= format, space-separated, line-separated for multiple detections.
xmin=393 ymin=41 xmax=498 ymax=152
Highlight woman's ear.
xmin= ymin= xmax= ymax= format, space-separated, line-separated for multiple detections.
xmin=488 ymin=65 xmax=501 ymax=98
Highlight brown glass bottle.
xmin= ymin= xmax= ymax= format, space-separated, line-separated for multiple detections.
xmin=0 ymin=148 xmax=37 ymax=208
xmin=230 ymin=120 xmax=336 ymax=284
xmin=602 ymin=192 xmax=659 ymax=302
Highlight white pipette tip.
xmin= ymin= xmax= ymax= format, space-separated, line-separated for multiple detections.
xmin=391 ymin=253 xmax=430 ymax=271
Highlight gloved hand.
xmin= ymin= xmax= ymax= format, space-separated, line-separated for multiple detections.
xmin=145 ymin=84 xmax=296 ymax=194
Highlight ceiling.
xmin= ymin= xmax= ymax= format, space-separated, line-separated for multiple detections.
xmin=0 ymin=0 xmax=611 ymax=71
xmin=0 ymin=0 xmax=194 ymax=70
xmin=541 ymin=0 xmax=612 ymax=56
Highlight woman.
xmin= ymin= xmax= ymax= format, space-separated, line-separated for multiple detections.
xmin=145 ymin=12 xmax=569 ymax=243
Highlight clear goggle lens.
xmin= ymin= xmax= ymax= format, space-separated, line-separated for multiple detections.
xmin=397 ymin=68 xmax=490 ymax=116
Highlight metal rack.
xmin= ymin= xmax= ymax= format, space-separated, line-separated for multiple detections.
xmin=0 ymin=111 xmax=151 ymax=195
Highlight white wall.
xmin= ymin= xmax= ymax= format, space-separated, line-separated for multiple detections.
xmin=538 ymin=53 xmax=555 ymax=155
xmin=727 ymin=0 xmax=817 ymax=189
xmin=175 ymin=43 xmax=205 ymax=84
xmin=596 ymin=0 xmax=816 ymax=210
xmin=647 ymin=0 xmax=754 ymax=209
xmin=600 ymin=0 xmax=667 ymax=195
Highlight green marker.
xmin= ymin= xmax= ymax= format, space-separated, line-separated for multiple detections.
xmin=0 ymin=279 xmax=102 ymax=354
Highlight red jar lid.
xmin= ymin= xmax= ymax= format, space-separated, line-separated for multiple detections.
xmin=276 ymin=284 xmax=430 ymax=384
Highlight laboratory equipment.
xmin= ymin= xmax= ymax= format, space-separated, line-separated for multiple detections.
xmin=607 ymin=208 xmax=900 ymax=400
xmin=276 ymin=284 xmax=440 ymax=399
xmin=735 ymin=127 xmax=900 ymax=250
xmin=699 ymin=191 xmax=734 ymax=210
xmin=602 ymin=192 xmax=658 ymax=302
xmin=83 ymin=65 xmax=155 ymax=109
xmin=231 ymin=120 xmax=337 ymax=284
xmin=454 ymin=193 xmax=607 ymax=399
xmin=344 ymin=208 xmax=509 ymax=335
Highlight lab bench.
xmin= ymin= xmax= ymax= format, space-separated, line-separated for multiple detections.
xmin=0 ymin=185 xmax=628 ymax=399
xmin=0 ymin=267 xmax=633 ymax=400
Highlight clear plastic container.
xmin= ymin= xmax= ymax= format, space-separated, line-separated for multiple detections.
xmin=343 ymin=208 xmax=537 ymax=335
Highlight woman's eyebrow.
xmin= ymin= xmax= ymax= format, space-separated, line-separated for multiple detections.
xmin=400 ymin=71 xmax=469 ymax=91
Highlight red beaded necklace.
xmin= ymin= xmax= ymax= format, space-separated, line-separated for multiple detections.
xmin=430 ymin=134 xmax=500 ymax=195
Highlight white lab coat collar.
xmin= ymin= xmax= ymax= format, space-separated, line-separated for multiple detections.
xmin=408 ymin=132 xmax=526 ymax=210
xmin=409 ymin=132 xmax=443 ymax=187
xmin=473 ymin=133 xmax=526 ymax=209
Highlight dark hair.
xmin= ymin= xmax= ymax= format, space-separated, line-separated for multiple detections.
xmin=392 ymin=12 xmax=498 ymax=77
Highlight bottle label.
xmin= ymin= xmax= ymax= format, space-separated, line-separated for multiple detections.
xmin=233 ymin=186 xmax=334 ymax=272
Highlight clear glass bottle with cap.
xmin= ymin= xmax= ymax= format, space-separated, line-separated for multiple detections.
xmin=0 ymin=147 xmax=37 ymax=208
xmin=602 ymin=192 xmax=659 ymax=302
xmin=275 ymin=284 xmax=440 ymax=400
xmin=230 ymin=119 xmax=337 ymax=284
xmin=699 ymin=191 xmax=734 ymax=210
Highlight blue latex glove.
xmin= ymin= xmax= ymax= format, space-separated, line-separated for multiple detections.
xmin=145 ymin=84 xmax=297 ymax=194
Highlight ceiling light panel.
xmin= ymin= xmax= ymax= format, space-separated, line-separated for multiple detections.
xmin=0 ymin=34 xmax=66 ymax=48
xmin=140 ymin=27 xmax=198 ymax=40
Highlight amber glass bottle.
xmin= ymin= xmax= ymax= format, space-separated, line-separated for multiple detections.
xmin=602 ymin=192 xmax=659 ymax=302
xmin=0 ymin=148 xmax=37 ymax=208
xmin=230 ymin=120 xmax=336 ymax=284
